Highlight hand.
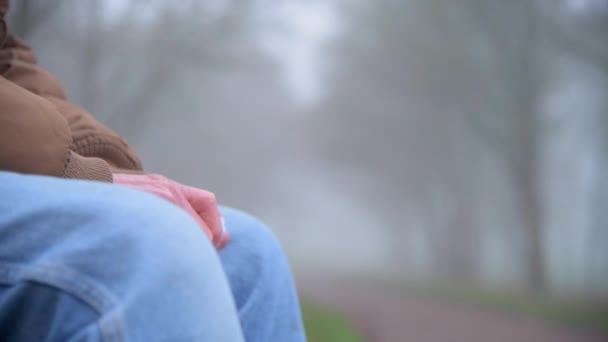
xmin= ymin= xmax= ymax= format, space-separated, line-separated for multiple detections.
xmin=112 ymin=173 xmax=229 ymax=249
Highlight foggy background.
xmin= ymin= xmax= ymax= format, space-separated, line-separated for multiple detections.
xmin=8 ymin=1 xmax=608 ymax=339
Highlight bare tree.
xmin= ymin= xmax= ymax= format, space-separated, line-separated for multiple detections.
xmin=318 ymin=0 xmax=485 ymax=284
xmin=467 ymin=0 xmax=548 ymax=291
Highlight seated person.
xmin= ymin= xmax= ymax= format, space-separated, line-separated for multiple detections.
xmin=0 ymin=1 xmax=305 ymax=341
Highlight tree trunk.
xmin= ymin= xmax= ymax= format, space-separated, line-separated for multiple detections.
xmin=515 ymin=0 xmax=546 ymax=292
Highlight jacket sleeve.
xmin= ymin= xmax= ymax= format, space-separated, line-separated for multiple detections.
xmin=0 ymin=75 xmax=114 ymax=181
xmin=0 ymin=29 xmax=143 ymax=178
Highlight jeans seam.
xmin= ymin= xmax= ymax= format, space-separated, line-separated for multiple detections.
xmin=0 ymin=262 xmax=126 ymax=342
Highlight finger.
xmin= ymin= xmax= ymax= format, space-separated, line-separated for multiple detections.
xmin=184 ymin=203 xmax=214 ymax=240
xmin=216 ymin=228 xmax=230 ymax=249
xmin=180 ymin=185 xmax=224 ymax=244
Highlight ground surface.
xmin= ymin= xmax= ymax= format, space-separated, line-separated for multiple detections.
xmin=299 ymin=277 xmax=608 ymax=342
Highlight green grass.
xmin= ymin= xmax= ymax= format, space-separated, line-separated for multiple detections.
xmin=302 ymin=301 xmax=364 ymax=342
xmin=402 ymin=285 xmax=608 ymax=334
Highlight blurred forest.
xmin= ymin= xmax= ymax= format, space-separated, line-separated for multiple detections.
xmin=9 ymin=0 xmax=608 ymax=296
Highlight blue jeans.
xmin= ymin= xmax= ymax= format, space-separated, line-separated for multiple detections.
xmin=0 ymin=172 xmax=305 ymax=341
xmin=218 ymin=208 xmax=305 ymax=342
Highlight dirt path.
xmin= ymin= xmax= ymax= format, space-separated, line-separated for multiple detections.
xmin=298 ymin=278 xmax=608 ymax=342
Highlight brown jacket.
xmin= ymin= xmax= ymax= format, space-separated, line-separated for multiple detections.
xmin=0 ymin=0 xmax=142 ymax=182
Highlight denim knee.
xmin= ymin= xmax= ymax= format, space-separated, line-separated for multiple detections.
xmin=219 ymin=207 xmax=292 ymax=302
xmin=0 ymin=174 xmax=219 ymax=308
xmin=218 ymin=207 xmax=304 ymax=342
xmin=0 ymin=173 xmax=242 ymax=341
xmin=221 ymin=207 xmax=287 ymax=268
xmin=56 ymin=183 xmax=223 ymax=303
